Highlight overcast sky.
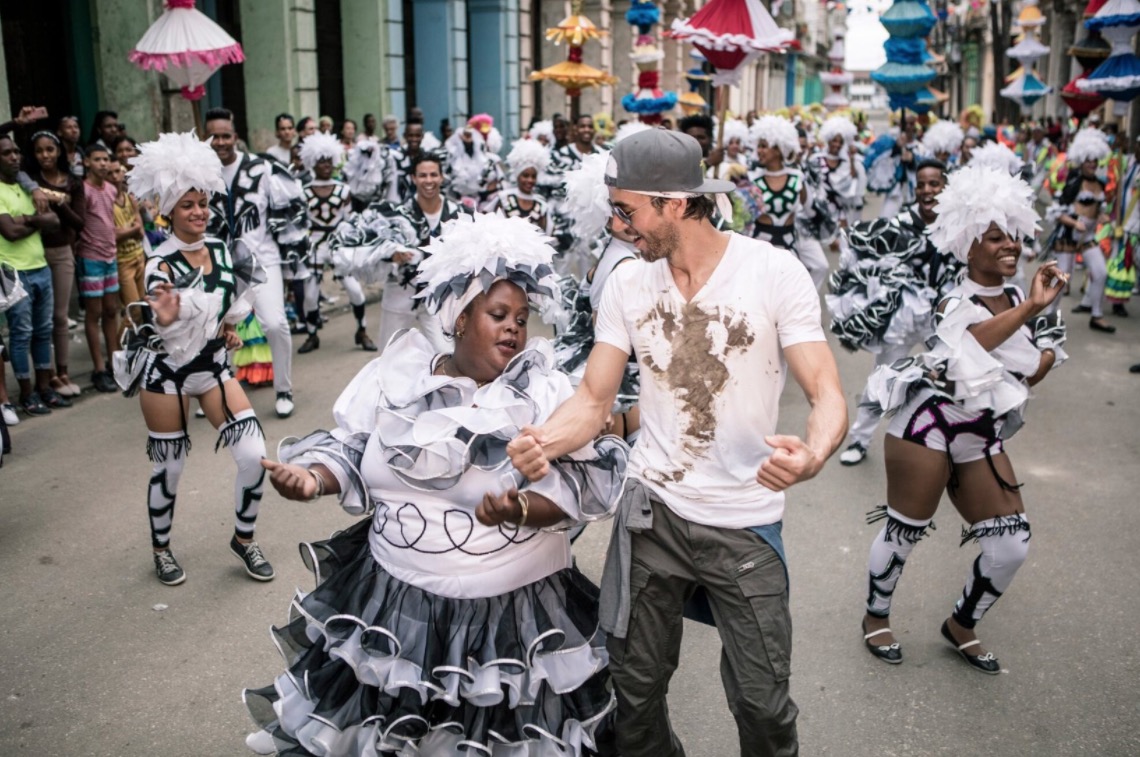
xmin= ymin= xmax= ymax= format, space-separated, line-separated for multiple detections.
xmin=844 ymin=0 xmax=890 ymax=71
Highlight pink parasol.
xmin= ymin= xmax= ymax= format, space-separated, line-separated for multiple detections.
xmin=669 ymin=0 xmax=792 ymax=87
xmin=128 ymin=0 xmax=244 ymax=105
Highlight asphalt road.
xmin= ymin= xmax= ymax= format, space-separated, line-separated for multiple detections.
xmin=2 ymin=253 xmax=1138 ymax=756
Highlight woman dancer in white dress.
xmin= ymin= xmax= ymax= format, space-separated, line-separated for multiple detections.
xmin=249 ymin=213 xmax=629 ymax=755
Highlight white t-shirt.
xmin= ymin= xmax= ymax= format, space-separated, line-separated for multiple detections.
xmin=221 ymin=152 xmax=242 ymax=188
xmin=265 ymin=144 xmax=291 ymax=165
xmin=424 ymin=208 xmax=443 ymax=232
xmin=594 ymin=233 xmax=825 ymax=528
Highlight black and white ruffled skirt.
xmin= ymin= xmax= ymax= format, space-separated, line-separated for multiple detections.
xmin=243 ymin=518 xmax=615 ymax=756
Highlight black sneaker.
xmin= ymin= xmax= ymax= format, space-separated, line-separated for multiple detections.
xmin=41 ymin=388 xmax=72 ymax=408
xmin=93 ymin=370 xmax=118 ymax=393
xmin=20 ymin=393 xmax=51 ymax=416
xmin=153 ymin=549 xmax=186 ymax=586
xmin=230 ymin=535 xmax=275 ymax=581
xmin=298 ymin=333 xmax=320 ymax=354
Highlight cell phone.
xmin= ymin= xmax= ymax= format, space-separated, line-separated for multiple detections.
xmin=30 ymin=106 xmax=48 ymax=121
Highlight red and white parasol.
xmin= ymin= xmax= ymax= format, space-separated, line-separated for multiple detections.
xmin=128 ymin=0 xmax=244 ymax=103
xmin=670 ymin=0 xmax=792 ymax=87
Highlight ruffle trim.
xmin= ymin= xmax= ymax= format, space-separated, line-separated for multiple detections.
xmin=669 ymin=20 xmax=792 ymax=53
xmin=243 ymin=519 xmax=614 ymax=756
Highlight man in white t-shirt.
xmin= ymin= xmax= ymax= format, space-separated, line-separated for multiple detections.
xmin=509 ymin=129 xmax=847 ymax=757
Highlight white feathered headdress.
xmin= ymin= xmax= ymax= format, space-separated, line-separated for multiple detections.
xmin=819 ymin=115 xmax=858 ymax=147
xmin=921 ymin=121 xmax=964 ymax=157
xmin=415 ymin=213 xmax=561 ymax=335
xmin=1066 ymin=128 xmax=1111 ymax=166
xmin=722 ymin=119 xmax=750 ymax=148
xmin=967 ymin=141 xmax=1024 ymax=176
xmin=929 ymin=165 xmax=1039 ymax=264
xmin=127 ymin=132 xmax=225 ymax=217
xmin=299 ymin=133 xmax=344 ymax=171
xmin=529 ymin=120 xmax=555 ymax=145
xmin=505 ymin=139 xmax=550 ymax=181
xmin=562 ymin=152 xmax=612 ymax=246
xmin=749 ymin=115 xmax=800 ymax=162
xmin=613 ymin=121 xmax=652 ymax=145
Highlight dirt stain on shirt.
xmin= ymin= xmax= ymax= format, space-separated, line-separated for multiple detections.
xmin=638 ymin=301 xmax=755 ymax=467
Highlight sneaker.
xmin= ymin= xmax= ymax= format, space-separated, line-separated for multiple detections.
xmin=275 ymin=392 xmax=295 ymax=418
xmin=153 ymin=549 xmax=186 ymax=586
xmin=92 ymin=370 xmax=118 ymax=393
xmin=41 ymin=388 xmax=72 ymax=409
xmin=67 ymin=317 xmax=78 ymax=331
xmin=20 ymin=393 xmax=51 ymax=416
xmin=839 ymin=442 xmax=867 ymax=466
xmin=1 ymin=403 xmax=18 ymax=426
xmin=230 ymin=535 xmax=275 ymax=581
xmin=194 ymin=407 xmax=207 ymax=419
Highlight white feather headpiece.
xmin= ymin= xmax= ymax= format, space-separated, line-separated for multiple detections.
xmin=415 ymin=213 xmax=561 ymax=335
xmin=613 ymin=121 xmax=652 ymax=145
xmin=299 ymin=133 xmax=344 ymax=171
xmin=562 ymin=152 xmax=612 ymax=245
xmin=1066 ymin=128 xmax=1111 ymax=165
xmin=921 ymin=121 xmax=965 ymax=157
xmin=967 ymin=141 xmax=1023 ymax=176
xmin=529 ymin=120 xmax=555 ymax=145
xmin=722 ymin=119 xmax=750 ymax=147
xmin=749 ymin=115 xmax=800 ymax=162
xmin=819 ymin=115 xmax=858 ymax=147
xmin=505 ymin=139 xmax=550 ymax=180
xmin=421 ymin=131 xmax=442 ymax=151
xmin=929 ymin=165 xmax=1039 ymax=264
xmin=127 ymin=131 xmax=225 ymax=217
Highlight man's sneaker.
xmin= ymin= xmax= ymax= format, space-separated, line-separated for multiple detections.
xmin=275 ymin=392 xmax=295 ymax=418
xmin=230 ymin=535 xmax=275 ymax=581
xmin=1 ymin=403 xmax=18 ymax=426
xmin=20 ymin=393 xmax=51 ymax=416
xmin=92 ymin=370 xmax=118 ymax=393
xmin=153 ymin=549 xmax=186 ymax=586
xmin=839 ymin=442 xmax=868 ymax=466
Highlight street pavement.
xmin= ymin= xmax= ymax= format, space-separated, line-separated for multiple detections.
xmin=2 ymin=253 xmax=1139 ymax=756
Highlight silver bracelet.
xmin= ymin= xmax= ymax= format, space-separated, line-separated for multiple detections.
xmin=307 ymin=468 xmax=326 ymax=501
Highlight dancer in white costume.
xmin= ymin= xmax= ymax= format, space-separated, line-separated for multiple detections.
xmin=859 ymin=165 xmax=1067 ymax=674
xmin=248 ymin=213 xmax=629 ymax=756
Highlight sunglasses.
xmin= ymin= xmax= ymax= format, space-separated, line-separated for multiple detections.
xmin=609 ymin=198 xmax=655 ymax=225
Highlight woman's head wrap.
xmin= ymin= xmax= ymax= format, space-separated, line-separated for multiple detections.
xmin=415 ymin=213 xmax=560 ymax=336
xmin=749 ymin=115 xmax=800 ymax=162
xmin=126 ymin=131 xmax=225 ymax=216
xmin=928 ymin=165 xmax=1039 ymax=264
xmin=528 ymin=120 xmax=555 ymax=145
xmin=505 ymin=139 xmax=550 ymax=181
xmin=298 ymin=132 xmax=344 ymax=171
xmin=722 ymin=119 xmax=750 ymax=148
xmin=967 ymin=141 xmax=1023 ymax=176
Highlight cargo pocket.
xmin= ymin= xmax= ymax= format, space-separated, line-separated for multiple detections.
xmin=734 ymin=554 xmax=792 ymax=682
xmin=608 ymin=563 xmax=652 ymax=668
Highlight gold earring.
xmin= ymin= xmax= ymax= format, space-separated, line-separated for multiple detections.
xmin=455 ymin=329 xmax=465 ymax=339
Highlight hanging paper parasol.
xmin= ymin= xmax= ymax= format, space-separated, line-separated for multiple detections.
xmin=1001 ymin=70 xmax=1051 ymax=110
xmin=621 ymin=1 xmax=678 ymax=123
xmin=679 ymin=66 xmax=712 ymax=115
xmin=128 ymin=0 xmax=244 ymax=102
xmin=1001 ymin=1 xmax=1052 ymax=113
xmin=1077 ymin=0 xmax=1140 ymax=115
xmin=530 ymin=1 xmax=616 ymax=113
xmin=669 ymin=0 xmax=793 ymax=88
xmin=819 ymin=2 xmax=854 ymax=110
xmin=1063 ymin=73 xmax=1108 ymax=116
xmin=871 ymin=1 xmax=937 ymax=112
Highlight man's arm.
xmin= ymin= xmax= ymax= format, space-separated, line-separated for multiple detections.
xmin=757 ymin=341 xmax=847 ymax=492
xmin=507 ymin=342 xmax=628 ymax=480
xmin=0 ymin=212 xmax=36 ymax=242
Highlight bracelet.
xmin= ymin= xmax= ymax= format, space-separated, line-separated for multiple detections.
xmin=307 ymin=468 xmax=326 ymax=501
xmin=516 ymin=491 xmax=529 ymax=528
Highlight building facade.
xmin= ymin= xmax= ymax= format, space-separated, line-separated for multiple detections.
xmin=1 ymin=0 xmax=838 ymax=150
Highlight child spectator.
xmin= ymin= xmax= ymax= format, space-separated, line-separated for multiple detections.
xmin=75 ymin=143 xmax=120 ymax=393
xmin=109 ymin=157 xmax=145 ymax=323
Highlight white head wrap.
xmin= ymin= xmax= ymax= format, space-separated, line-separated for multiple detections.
xmin=528 ymin=120 xmax=555 ymax=145
xmin=415 ymin=214 xmax=561 ymax=335
xmin=819 ymin=115 xmax=858 ymax=148
xmin=563 ymin=152 xmax=612 ymax=243
xmin=505 ymin=139 xmax=550 ymax=181
xmin=298 ymin=132 xmax=344 ymax=171
xmin=722 ymin=119 xmax=750 ymax=148
xmin=929 ymin=165 xmax=1039 ymax=264
xmin=749 ymin=115 xmax=800 ymax=162
xmin=921 ymin=121 xmax=965 ymax=157
xmin=967 ymin=141 xmax=1024 ymax=176
xmin=127 ymin=132 xmax=225 ymax=217
xmin=1066 ymin=128 xmax=1111 ymax=166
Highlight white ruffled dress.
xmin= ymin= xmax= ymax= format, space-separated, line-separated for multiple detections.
xmin=244 ymin=330 xmax=629 ymax=756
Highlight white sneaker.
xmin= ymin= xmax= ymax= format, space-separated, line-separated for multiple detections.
xmin=1 ymin=403 xmax=18 ymax=426
xmin=839 ymin=443 xmax=867 ymax=466
xmin=275 ymin=392 xmax=295 ymax=418
xmin=194 ymin=407 xmax=206 ymax=418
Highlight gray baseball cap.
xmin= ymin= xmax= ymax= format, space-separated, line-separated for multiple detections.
xmin=604 ymin=129 xmax=736 ymax=194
